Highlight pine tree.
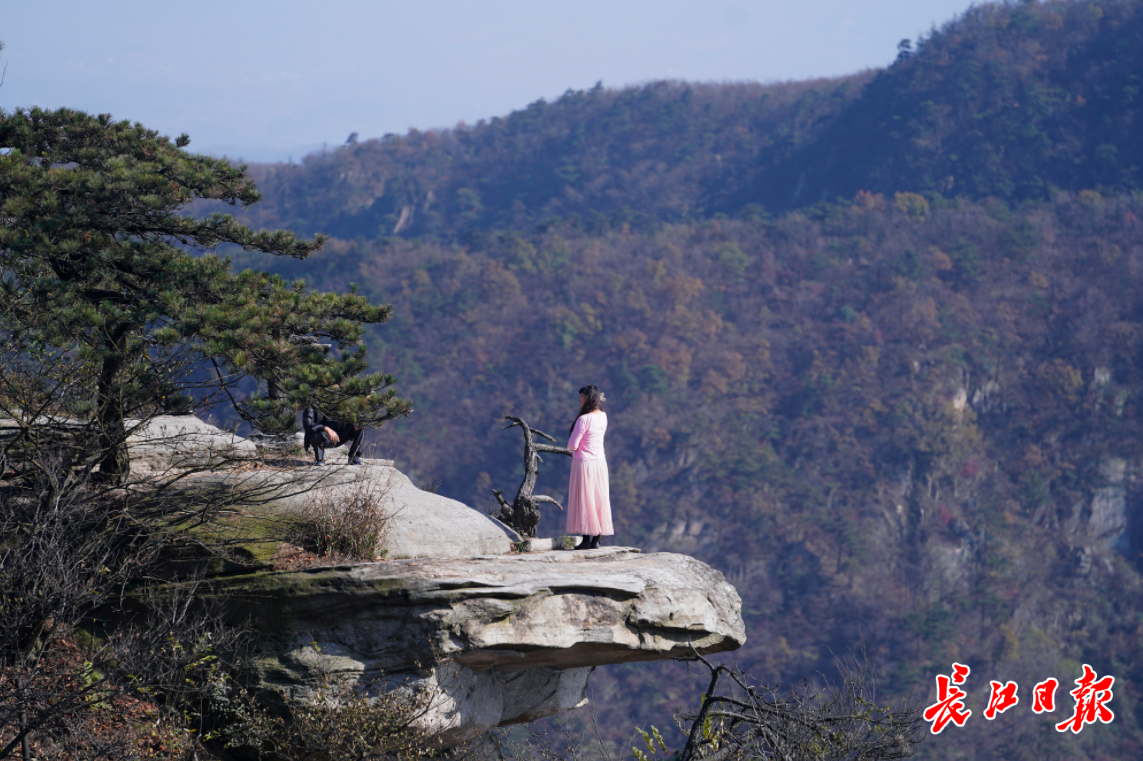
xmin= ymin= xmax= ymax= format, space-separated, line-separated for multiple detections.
xmin=204 ymin=269 xmax=411 ymax=434
xmin=0 ymin=107 xmax=409 ymax=481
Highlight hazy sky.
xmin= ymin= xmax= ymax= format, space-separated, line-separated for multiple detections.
xmin=2 ymin=1 xmax=977 ymax=162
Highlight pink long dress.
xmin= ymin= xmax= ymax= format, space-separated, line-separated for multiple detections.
xmin=566 ymin=412 xmax=613 ymax=536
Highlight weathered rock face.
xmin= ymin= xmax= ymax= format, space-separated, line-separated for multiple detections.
xmin=1 ymin=413 xmax=257 ymax=475
xmin=207 ymin=549 xmax=745 ymax=745
xmin=200 ymin=461 xmax=522 ymax=559
xmin=58 ymin=414 xmax=519 ymax=560
xmin=113 ymin=416 xmax=745 ymax=747
xmin=128 ymin=414 xmax=257 ymax=472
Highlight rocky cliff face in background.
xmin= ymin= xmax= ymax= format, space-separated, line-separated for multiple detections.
xmin=197 ymin=8 xmax=1143 ymax=754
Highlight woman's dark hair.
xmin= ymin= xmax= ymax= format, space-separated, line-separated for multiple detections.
xmin=569 ymin=385 xmax=603 ymax=435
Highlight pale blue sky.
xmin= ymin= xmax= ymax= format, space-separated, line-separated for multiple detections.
xmin=1 ymin=1 xmax=978 ymax=162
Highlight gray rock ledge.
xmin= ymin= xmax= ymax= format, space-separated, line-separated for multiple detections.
xmin=187 ymin=460 xmax=523 ymax=559
xmin=206 ymin=549 xmax=745 ymax=745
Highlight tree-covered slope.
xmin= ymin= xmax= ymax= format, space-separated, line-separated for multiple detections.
xmin=230 ymin=75 xmax=867 ymax=240
xmin=204 ymin=1 xmax=1143 ymax=755
xmin=750 ymin=0 xmax=1143 ymax=210
xmin=230 ymin=190 xmax=1143 ymax=758
xmin=225 ymin=0 xmax=1143 ymax=241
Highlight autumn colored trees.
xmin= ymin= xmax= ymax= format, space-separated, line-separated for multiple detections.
xmin=228 ymin=0 xmax=1143 ymax=244
xmin=228 ymin=187 xmax=1143 ymax=757
xmin=0 ymin=108 xmax=411 ymax=757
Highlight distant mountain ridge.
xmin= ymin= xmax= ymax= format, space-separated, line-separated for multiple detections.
xmin=228 ymin=0 xmax=1143 ymax=241
xmin=760 ymin=0 xmax=1143 ymax=209
xmin=233 ymin=75 xmax=869 ymax=239
xmin=228 ymin=189 xmax=1143 ymax=759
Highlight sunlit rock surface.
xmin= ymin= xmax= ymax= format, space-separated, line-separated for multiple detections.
xmin=128 ymin=414 xmax=257 ymax=472
xmin=119 ymin=416 xmax=744 ymax=746
xmin=206 ymin=548 xmax=745 ymax=744
xmin=194 ymin=459 xmax=523 ymax=559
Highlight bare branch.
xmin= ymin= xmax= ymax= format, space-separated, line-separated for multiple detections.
xmin=491 ymin=416 xmax=572 ymax=537
xmin=674 ymin=646 xmax=924 ymax=761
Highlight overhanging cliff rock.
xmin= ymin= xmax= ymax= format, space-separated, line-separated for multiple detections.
xmin=206 ymin=548 xmax=745 ymax=745
xmin=135 ymin=417 xmax=745 ymax=746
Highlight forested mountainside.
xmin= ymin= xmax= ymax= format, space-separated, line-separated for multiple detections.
xmin=231 ymin=75 xmax=870 ymax=240
xmin=231 ymin=191 xmax=1143 ymax=759
xmin=225 ymin=0 xmax=1143 ymax=241
xmin=207 ymin=1 xmax=1143 ymax=757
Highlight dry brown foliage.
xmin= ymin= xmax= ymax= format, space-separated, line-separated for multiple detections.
xmin=219 ymin=670 xmax=448 ymax=761
xmin=295 ymin=469 xmax=398 ymax=561
xmin=0 ymin=638 xmax=225 ymax=761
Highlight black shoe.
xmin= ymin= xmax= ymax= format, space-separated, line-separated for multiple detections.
xmin=350 ymin=456 xmax=363 ymax=465
xmin=589 ymin=535 xmax=601 ymax=549
xmin=575 ymin=536 xmax=591 ymax=550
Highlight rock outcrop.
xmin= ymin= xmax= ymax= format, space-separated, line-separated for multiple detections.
xmin=210 ymin=462 xmax=522 ymax=559
xmin=119 ymin=416 xmax=745 ymax=747
xmin=128 ymin=414 xmax=257 ymax=472
xmin=206 ymin=548 xmax=745 ymax=745
xmin=1 ymin=413 xmax=257 ymax=473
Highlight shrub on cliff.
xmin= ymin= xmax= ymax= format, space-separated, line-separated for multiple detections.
xmin=296 ymin=468 xmax=397 ymax=560
xmin=217 ymin=664 xmax=446 ymax=760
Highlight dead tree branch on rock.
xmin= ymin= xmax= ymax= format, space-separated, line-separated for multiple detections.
xmin=674 ymin=647 xmax=923 ymax=761
xmin=492 ymin=416 xmax=571 ymax=537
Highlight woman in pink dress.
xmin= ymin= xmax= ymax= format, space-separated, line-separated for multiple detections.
xmin=566 ymin=385 xmax=613 ymax=549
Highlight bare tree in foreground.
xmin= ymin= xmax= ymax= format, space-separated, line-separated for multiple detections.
xmin=669 ymin=649 xmax=923 ymax=761
xmin=492 ymin=416 xmax=571 ymax=537
xmin=494 ymin=647 xmax=922 ymax=761
xmin=0 ymin=343 xmax=325 ymax=758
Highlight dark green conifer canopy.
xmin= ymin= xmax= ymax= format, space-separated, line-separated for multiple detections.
xmin=0 ymin=107 xmax=410 ymax=478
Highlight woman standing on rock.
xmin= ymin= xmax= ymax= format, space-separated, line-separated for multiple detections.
xmin=566 ymin=385 xmax=613 ymax=549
